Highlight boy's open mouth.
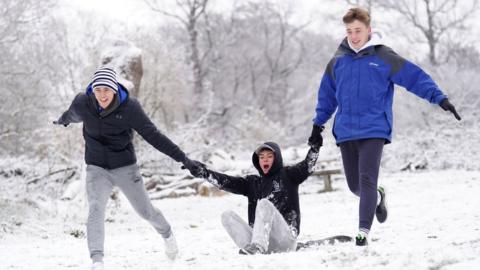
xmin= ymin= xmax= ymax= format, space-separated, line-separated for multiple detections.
xmin=263 ymin=165 xmax=270 ymax=170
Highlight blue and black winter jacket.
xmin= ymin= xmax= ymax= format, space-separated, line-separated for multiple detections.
xmin=314 ymin=35 xmax=446 ymax=144
xmin=56 ymin=83 xmax=187 ymax=169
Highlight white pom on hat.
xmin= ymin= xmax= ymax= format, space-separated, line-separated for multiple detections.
xmin=91 ymin=66 xmax=118 ymax=92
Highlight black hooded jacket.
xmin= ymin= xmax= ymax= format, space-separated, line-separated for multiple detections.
xmin=55 ymin=84 xmax=187 ymax=169
xmin=203 ymin=142 xmax=319 ymax=235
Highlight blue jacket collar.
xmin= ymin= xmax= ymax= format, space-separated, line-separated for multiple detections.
xmin=86 ymin=82 xmax=129 ymax=105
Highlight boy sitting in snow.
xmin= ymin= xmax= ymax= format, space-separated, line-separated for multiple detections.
xmin=185 ymin=140 xmax=321 ymax=255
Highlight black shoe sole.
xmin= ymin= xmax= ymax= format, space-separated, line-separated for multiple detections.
xmin=355 ymin=238 xmax=368 ymax=246
xmin=376 ymin=187 xmax=388 ymax=223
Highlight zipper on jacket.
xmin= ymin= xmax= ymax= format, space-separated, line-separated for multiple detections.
xmin=99 ymin=115 xmax=108 ymax=169
xmin=357 ymin=58 xmax=361 ymax=131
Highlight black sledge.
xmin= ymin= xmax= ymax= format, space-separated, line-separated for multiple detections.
xmin=296 ymin=235 xmax=353 ymax=250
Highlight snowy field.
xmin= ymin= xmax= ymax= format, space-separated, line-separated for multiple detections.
xmin=1 ymin=170 xmax=479 ymax=270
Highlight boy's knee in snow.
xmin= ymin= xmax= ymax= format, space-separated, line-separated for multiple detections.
xmin=257 ymin=198 xmax=272 ymax=208
xmin=256 ymin=198 xmax=275 ymax=213
xmin=221 ymin=210 xmax=236 ymax=225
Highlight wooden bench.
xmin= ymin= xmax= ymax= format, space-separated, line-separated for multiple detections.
xmin=312 ymin=168 xmax=342 ymax=192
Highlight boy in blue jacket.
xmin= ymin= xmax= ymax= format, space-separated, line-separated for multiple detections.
xmin=308 ymin=8 xmax=461 ymax=246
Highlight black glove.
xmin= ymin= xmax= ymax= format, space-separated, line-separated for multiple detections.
xmin=439 ymin=98 xmax=461 ymax=121
xmin=308 ymin=124 xmax=324 ymax=148
xmin=53 ymin=120 xmax=68 ymax=127
xmin=182 ymin=158 xmax=208 ymax=178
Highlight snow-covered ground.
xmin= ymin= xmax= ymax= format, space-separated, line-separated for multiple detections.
xmin=1 ymin=170 xmax=479 ymax=270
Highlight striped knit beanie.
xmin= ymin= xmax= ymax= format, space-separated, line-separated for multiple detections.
xmin=91 ymin=66 xmax=118 ymax=92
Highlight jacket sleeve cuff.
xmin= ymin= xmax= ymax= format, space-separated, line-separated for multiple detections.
xmin=313 ymin=117 xmax=327 ymax=126
xmin=433 ymin=94 xmax=447 ymax=104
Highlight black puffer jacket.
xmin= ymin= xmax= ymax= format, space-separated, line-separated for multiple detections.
xmin=203 ymin=142 xmax=319 ymax=235
xmin=56 ymin=84 xmax=186 ymax=169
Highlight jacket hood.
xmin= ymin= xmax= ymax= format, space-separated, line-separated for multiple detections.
xmin=86 ymin=82 xmax=129 ymax=117
xmin=252 ymin=141 xmax=283 ymax=177
xmin=86 ymin=82 xmax=129 ymax=105
xmin=340 ymin=31 xmax=384 ymax=54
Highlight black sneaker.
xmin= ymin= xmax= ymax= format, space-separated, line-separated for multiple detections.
xmin=355 ymin=234 xmax=368 ymax=246
xmin=375 ymin=186 xmax=388 ymax=223
xmin=239 ymin=243 xmax=265 ymax=255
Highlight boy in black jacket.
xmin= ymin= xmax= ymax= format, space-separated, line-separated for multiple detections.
xmin=187 ymin=141 xmax=320 ymax=255
xmin=53 ymin=67 xmax=202 ymax=269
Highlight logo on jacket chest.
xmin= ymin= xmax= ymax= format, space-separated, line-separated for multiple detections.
xmin=266 ymin=179 xmax=283 ymax=199
xmin=114 ymin=114 xmax=123 ymax=120
xmin=272 ymin=180 xmax=281 ymax=192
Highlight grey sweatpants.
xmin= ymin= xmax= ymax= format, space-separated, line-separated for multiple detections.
xmin=221 ymin=199 xmax=297 ymax=253
xmin=86 ymin=164 xmax=171 ymax=262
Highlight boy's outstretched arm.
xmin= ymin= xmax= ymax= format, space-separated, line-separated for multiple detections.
xmin=186 ymin=162 xmax=251 ymax=196
xmin=378 ymin=46 xmax=461 ymax=121
xmin=285 ymin=145 xmax=320 ymax=185
xmin=53 ymin=94 xmax=83 ymax=127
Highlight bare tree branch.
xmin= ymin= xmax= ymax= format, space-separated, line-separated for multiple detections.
xmin=143 ymin=0 xmax=209 ymax=100
xmin=379 ymin=0 xmax=478 ymax=65
xmin=27 ymin=167 xmax=77 ymax=185
xmin=344 ymin=0 xmax=375 ymax=13
xmin=143 ymin=0 xmax=188 ymax=25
